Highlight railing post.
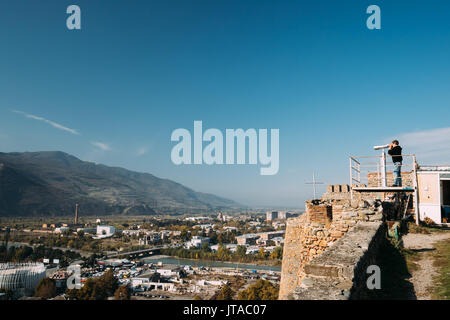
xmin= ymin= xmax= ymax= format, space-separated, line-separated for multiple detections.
xmin=412 ymin=155 xmax=420 ymax=225
xmin=349 ymin=157 xmax=353 ymax=201
xmin=377 ymin=162 xmax=380 ymax=187
xmin=358 ymin=162 xmax=361 ymax=186
xmin=381 ymin=150 xmax=387 ymax=187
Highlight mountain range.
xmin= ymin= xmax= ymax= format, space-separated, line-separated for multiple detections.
xmin=0 ymin=151 xmax=241 ymax=217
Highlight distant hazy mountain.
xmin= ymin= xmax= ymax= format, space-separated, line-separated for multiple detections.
xmin=0 ymin=151 xmax=240 ymax=217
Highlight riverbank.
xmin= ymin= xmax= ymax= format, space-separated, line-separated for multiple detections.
xmin=159 ymin=247 xmax=282 ymax=267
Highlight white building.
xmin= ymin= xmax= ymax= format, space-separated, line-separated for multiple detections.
xmin=185 ymin=236 xmax=210 ymax=249
xmin=210 ymin=244 xmax=238 ymax=252
xmin=272 ymin=221 xmax=286 ymax=229
xmin=246 ymin=246 xmax=261 ymax=254
xmin=266 ymin=210 xmax=294 ymax=221
xmin=222 ymin=226 xmax=238 ymax=232
xmin=417 ymin=165 xmax=450 ymax=224
xmin=271 ymin=236 xmax=284 ymax=246
xmin=196 ymin=279 xmax=227 ymax=286
xmin=185 ymin=216 xmax=209 ymax=222
xmin=194 ymin=224 xmax=215 ymax=232
xmin=122 ymin=229 xmax=143 ymax=236
xmin=157 ymin=266 xmax=184 ymax=277
xmin=217 ymin=212 xmax=233 ymax=222
xmin=94 ymin=225 xmax=116 ymax=239
xmin=54 ymin=226 xmax=69 ymax=234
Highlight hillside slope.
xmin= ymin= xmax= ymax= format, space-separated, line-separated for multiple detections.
xmin=0 ymin=151 xmax=240 ymax=217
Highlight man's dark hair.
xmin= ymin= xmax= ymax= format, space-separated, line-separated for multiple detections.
xmin=392 ymin=140 xmax=399 ymax=145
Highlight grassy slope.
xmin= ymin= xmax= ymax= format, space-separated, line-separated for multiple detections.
xmin=365 ymin=223 xmax=448 ymax=300
xmin=431 ymin=238 xmax=450 ymax=299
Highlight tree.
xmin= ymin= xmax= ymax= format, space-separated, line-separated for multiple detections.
xmin=83 ymin=254 xmax=98 ymax=268
xmin=114 ymin=286 xmax=130 ymax=300
xmin=216 ymin=284 xmax=234 ymax=300
xmin=208 ymin=231 xmax=218 ymax=244
xmin=201 ymin=242 xmax=210 ymax=252
xmin=258 ymin=248 xmax=266 ymax=259
xmin=269 ymin=247 xmax=283 ymax=260
xmin=59 ymin=259 xmax=69 ymax=268
xmin=236 ymin=245 xmax=247 ymax=257
xmin=180 ymin=229 xmax=192 ymax=241
xmin=13 ymin=246 xmax=33 ymax=262
xmin=237 ymin=280 xmax=279 ymax=300
xmin=65 ymin=270 xmax=118 ymax=300
xmin=34 ymin=277 xmax=57 ymax=299
xmin=217 ymin=244 xmax=232 ymax=261
xmin=78 ymin=278 xmax=99 ymax=300
xmin=98 ymin=270 xmax=119 ymax=296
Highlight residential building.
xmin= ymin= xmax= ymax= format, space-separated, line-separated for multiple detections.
xmin=266 ymin=211 xmax=278 ymax=221
xmin=236 ymin=233 xmax=259 ymax=245
xmin=257 ymin=230 xmax=285 ymax=241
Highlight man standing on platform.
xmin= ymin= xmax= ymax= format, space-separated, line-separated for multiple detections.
xmin=388 ymin=140 xmax=403 ymax=187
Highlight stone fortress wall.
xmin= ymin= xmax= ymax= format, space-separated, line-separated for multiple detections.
xmin=279 ymin=184 xmax=408 ymax=300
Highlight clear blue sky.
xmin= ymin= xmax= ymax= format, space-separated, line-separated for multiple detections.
xmin=1 ymin=0 xmax=450 ymax=207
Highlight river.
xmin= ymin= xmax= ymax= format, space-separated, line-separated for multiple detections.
xmin=142 ymin=255 xmax=281 ymax=272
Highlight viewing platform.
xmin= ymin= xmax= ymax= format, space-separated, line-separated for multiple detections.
xmin=352 ymin=186 xmax=414 ymax=192
xmin=348 ymin=150 xmax=419 ymax=223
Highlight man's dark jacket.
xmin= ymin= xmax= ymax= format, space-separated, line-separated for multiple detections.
xmin=388 ymin=146 xmax=403 ymax=163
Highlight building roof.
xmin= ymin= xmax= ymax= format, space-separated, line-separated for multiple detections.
xmin=236 ymin=233 xmax=259 ymax=239
xmin=418 ymin=165 xmax=450 ymax=172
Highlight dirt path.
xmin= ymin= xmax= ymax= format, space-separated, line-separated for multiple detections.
xmin=402 ymin=232 xmax=450 ymax=300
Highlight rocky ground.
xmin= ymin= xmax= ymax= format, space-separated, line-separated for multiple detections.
xmin=402 ymin=231 xmax=450 ymax=300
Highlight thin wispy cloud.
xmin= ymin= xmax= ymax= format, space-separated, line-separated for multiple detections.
xmin=91 ymin=141 xmax=111 ymax=151
xmin=136 ymin=146 xmax=149 ymax=156
xmin=12 ymin=110 xmax=80 ymax=135
xmin=394 ymin=127 xmax=450 ymax=163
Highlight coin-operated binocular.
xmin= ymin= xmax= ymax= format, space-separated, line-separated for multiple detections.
xmin=373 ymin=144 xmax=389 ymax=150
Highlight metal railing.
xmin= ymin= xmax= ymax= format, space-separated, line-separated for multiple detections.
xmin=349 ymin=153 xmax=417 ymax=188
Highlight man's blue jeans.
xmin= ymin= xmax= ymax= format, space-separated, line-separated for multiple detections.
xmin=393 ymin=162 xmax=402 ymax=186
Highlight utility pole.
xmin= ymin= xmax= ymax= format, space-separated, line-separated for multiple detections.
xmin=305 ymin=172 xmax=324 ymax=200
xmin=74 ymin=203 xmax=79 ymax=225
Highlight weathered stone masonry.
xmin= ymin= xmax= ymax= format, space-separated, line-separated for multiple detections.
xmin=293 ymin=221 xmax=386 ymax=299
xmin=279 ymin=185 xmax=395 ymax=300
